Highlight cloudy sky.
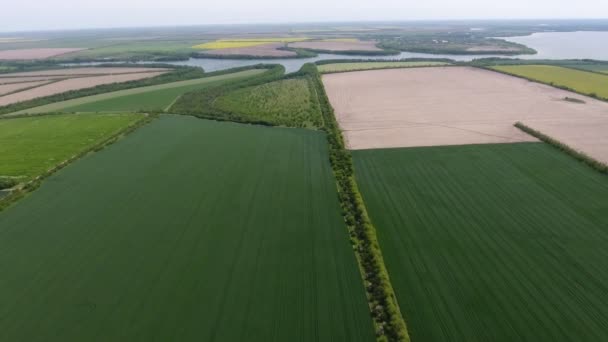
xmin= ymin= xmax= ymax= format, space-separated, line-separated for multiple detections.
xmin=2 ymin=0 xmax=607 ymax=32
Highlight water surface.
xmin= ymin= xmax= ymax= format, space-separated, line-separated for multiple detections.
xmin=502 ymin=31 xmax=608 ymax=60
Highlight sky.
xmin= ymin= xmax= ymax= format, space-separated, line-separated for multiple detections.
xmin=1 ymin=0 xmax=608 ymax=32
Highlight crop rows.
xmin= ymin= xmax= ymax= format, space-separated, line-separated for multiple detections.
xmin=353 ymin=142 xmax=608 ymax=342
xmin=0 ymin=115 xmax=374 ymax=341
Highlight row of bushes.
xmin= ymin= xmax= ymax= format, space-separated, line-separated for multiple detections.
xmin=515 ymin=122 xmax=607 ymax=175
xmin=0 ymin=114 xmax=156 ymax=212
xmin=303 ymin=63 xmax=410 ymax=341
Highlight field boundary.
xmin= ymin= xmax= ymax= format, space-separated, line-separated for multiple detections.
xmin=309 ymin=63 xmax=410 ymax=341
xmin=0 ymin=113 xmax=155 ymax=212
xmin=169 ymin=62 xmax=410 ymax=340
xmin=481 ymin=65 xmax=608 ymax=102
xmin=514 ymin=122 xmax=608 ymax=175
xmin=317 ymin=60 xmax=454 ymax=74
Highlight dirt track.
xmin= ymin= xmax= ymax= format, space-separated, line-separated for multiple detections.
xmin=0 ymin=48 xmax=86 ymax=60
xmin=0 ymin=71 xmax=166 ymax=106
xmin=323 ymin=66 xmax=608 ymax=163
xmin=289 ymin=41 xmax=381 ymax=51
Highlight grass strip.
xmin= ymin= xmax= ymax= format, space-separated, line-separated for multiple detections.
xmin=0 ymin=114 xmax=154 ymax=212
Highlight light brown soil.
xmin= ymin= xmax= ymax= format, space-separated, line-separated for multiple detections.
xmin=0 ymin=71 xmax=166 ymax=106
xmin=0 ymin=48 xmax=86 ymax=60
xmin=200 ymin=43 xmax=296 ymax=57
xmin=323 ymin=66 xmax=608 ymax=164
xmin=0 ymin=81 xmax=49 ymax=96
xmin=0 ymin=76 xmax=69 ymax=84
xmin=289 ymin=41 xmax=381 ymax=51
xmin=1 ymin=67 xmax=168 ymax=77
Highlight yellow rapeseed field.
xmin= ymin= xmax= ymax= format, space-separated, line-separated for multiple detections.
xmin=193 ymin=37 xmax=309 ymax=50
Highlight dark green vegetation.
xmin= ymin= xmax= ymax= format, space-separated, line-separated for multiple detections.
xmin=573 ymin=64 xmax=608 ymax=74
xmin=0 ymin=177 xmax=18 ymax=190
xmin=169 ymin=65 xmax=288 ymax=124
xmin=0 ymin=66 xmax=204 ymax=115
xmin=173 ymin=63 xmax=410 ymax=340
xmin=515 ymin=122 xmax=607 ymax=174
xmin=17 ymin=69 xmax=265 ymax=114
xmin=0 ymin=113 xmax=144 ymax=180
xmin=377 ymin=32 xmax=535 ymax=55
xmin=353 ymin=143 xmax=608 ymax=342
xmin=0 ymin=115 xmax=375 ymax=341
xmin=214 ymin=78 xmax=322 ymax=128
xmin=307 ymin=64 xmax=409 ymax=341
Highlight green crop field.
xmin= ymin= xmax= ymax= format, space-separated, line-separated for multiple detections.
xmin=490 ymin=64 xmax=608 ymax=98
xmin=317 ymin=61 xmax=449 ymax=73
xmin=570 ymin=64 xmax=608 ymax=74
xmin=214 ymin=78 xmax=322 ymax=128
xmin=0 ymin=115 xmax=374 ymax=341
xmin=12 ymin=69 xmax=265 ymax=115
xmin=0 ymin=113 xmax=143 ymax=180
xmin=353 ymin=142 xmax=608 ymax=342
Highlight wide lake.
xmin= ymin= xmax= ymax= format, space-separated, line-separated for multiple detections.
xmin=68 ymin=31 xmax=608 ymax=73
xmin=502 ymin=31 xmax=608 ymax=60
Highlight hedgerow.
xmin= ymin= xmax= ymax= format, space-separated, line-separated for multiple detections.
xmin=515 ymin=122 xmax=607 ymax=175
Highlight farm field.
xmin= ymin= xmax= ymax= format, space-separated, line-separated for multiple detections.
xmin=289 ymin=40 xmax=382 ymax=52
xmin=0 ymin=67 xmax=168 ymax=77
xmin=214 ymin=78 xmax=322 ymax=128
xmin=56 ymin=41 xmax=199 ymax=60
xmin=317 ymin=61 xmax=449 ymax=73
xmin=0 ymin=71 xmax=167 ymax=107
xmin=0 ymin=115 xmax=375 ymax=341
xmin=0 ymin=113 xmax=144 ymax=179
xmin=193 ymin=37 xmax=310 ymax=49
xmin=563 ymin=64 xmax=608 ymax=74
xmin=0 ymin=80 xmax=50 ymax=96
xmin=0 ymin=48 xmax=86 ymax=60
xmin=11 ymin=69 xmax=265 ymax=114
xmin=353 ymin=142 xmax=608 ymax=342
xmin=322 ymin=66 xmax=608 ymax=163
xmin=199 ymin=43 xmax=297 ymax=57
xmin=490 ymin=65 xmax=608 ymax=98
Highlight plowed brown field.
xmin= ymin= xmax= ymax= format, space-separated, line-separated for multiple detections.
xmin=323 ymin=66 xmax=608 ymax=163
xmin=0 ymin=71 xmax=166 ymax=106
xmin=0 ymin=48 xmax=86 ymax=60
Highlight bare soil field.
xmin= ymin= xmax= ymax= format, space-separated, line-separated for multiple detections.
xmin=0 ymin=71 xmax=166 ymax=106
xmin=323 ymin=66 xmax=608 ymax=163
xmin=289 ymin=40 xmax=382 ymax=51
xmin=200 ymin=43 xmax=296 ymax=57
xmin=0 ymin=76 xmax=69 ymax=84
xmin=0 ymin=81 xmax=50 ymax=96
xmin=1 ymin=67 xmax=168 ymax=77
xmin=0 ymin=48 xmax=86 ymax=60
